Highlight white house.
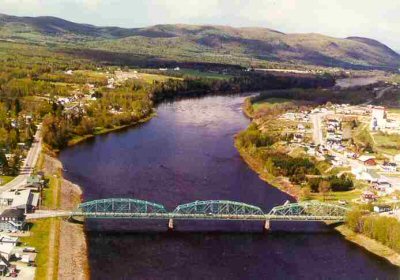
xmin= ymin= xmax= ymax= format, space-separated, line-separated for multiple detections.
xmin=0 ymin=243 xmax=15 ymax=261
xmin=0 ymin=189 xmax=39 ymax=213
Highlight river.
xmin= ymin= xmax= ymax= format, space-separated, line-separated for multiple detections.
xmin=60 ymin=94 xmax=400 ymax=279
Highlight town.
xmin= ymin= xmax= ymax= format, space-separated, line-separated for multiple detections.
xmin=260 ymin=100 xmax=400 ymax=214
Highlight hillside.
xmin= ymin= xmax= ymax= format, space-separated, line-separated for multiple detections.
xmin=1 ymin=13 xmax=399 ymax=70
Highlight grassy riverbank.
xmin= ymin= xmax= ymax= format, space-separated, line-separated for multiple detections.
xmin=335 ymin=225 xmax=400 ymax=267
xmin=234 ymin=140 xmax=299 ymax=199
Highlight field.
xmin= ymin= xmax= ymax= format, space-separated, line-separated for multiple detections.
xmin=372 ymin=132 xmax=400 ymax=156
xmin=310 ymin=189 xmax=362 ymax=203
xmin=20 ymin=218 xmax=61 ymax=280
xmin=252 ymin=98 xmax=296 ymax=112
xmin=177 ymin=69 xmax=232 ymax=80
xmin=0 ymin=175 xmax=15 ymax=186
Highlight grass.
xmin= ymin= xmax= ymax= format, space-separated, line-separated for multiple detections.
xmin=252 ymin=98 xmax=295 ymax=113
xmin=20 ymin=218 xmax=61 ymax=280
xmin=0 ymin=175 xmax=15 ymax=186
xmin=353 ymin=123 xmax=374 ymax=148
xmin=371 ymin=132 xmax=400 ymax=156
xmin=42 ymin=175 xmax=61 ymax=209
xmin=139 ymin=73 xmax=181 ymax=83
xmin=177 ymin=68 xmax=231 ymax=80
xmin=310 ymin=189 xmax=362 ymax=203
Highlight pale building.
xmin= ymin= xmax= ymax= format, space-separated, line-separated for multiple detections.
xmin=370 ymin=107 xmax=386 ymax=131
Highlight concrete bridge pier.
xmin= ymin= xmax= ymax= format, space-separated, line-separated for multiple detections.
xmin=263 ymin=220 xmax=270 ymax=232
xmin=168 ymin=218 xmax=174 ymax=231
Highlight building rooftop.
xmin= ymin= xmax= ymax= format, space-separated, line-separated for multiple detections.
xmin=0 ymin=209 xmax=25 ymax=220
xmin=0 ymin=189 xmax=39 ymax=209
xmin=0 ymin=242 xmax=15 ymax=256
xmin=358 ymin=155 xmax=376 ymax=162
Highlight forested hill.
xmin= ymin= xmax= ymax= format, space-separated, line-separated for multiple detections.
xmin=1 ymin=13 xmax=399 ymax=70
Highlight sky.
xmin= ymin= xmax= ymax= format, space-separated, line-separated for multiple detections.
xmin=1 ymin=0 xmax=399 ymax=50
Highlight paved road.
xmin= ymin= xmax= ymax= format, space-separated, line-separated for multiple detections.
xmin=311 ymin=112 xmax=330 ymax=145
xmin=0 ymin=125 xmax=42 ymax=194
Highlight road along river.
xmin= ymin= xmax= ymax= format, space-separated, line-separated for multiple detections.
xmin=60 ymin=94 xmax=400 ymax=280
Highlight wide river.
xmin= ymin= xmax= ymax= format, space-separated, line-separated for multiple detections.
xmin=60 ymin=95 xmax=399 ymax=279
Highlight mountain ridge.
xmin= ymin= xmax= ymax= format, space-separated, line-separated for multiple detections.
xmin=1 ymin=13 xmax=399 ymax=70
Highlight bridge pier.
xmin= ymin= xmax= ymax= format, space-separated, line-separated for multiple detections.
xmin=168 ymin=218 xmax=174 ymax=231
xmin=263 ymin=220 xmax=270 ymax=232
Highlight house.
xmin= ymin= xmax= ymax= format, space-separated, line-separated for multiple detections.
xmin=381 ymin=162 xmax=397 ymax=172
xmin=27 ymin=175 xmax=44 ymax=186
xmin=0 ymin=209 xmax=25 ymax=232
xmin=293 ymin=133 xmax=304 ymax=143
xmin=0 ymin=235 xmax=18 ymax=246
xmin=0 ymin=243 xmax=14 ymax=261
xmin=361 ymin=191 xmax=377 ymax=203
xmin=307 ymin=147 xmax=316 ymax=156
xmin=373 ymin=205 xmax=391 ymax=213
xmin=297 ymin=124 xmax=306 ymax=133
xmin=0 ymin=189 xmax=39 ymax=213
xmin=358 ymin=155 xmax=377 ymax=166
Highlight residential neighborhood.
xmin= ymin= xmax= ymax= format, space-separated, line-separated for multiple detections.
xmin=277 ymin=102 xmax=400 ymax=214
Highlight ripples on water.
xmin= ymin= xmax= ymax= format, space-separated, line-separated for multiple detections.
xmin=60 ymin=95 xmax=400 ymax=280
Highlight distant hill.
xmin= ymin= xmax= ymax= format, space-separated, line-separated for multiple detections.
xmin=1 ymin=13 xmax=399 ymax=70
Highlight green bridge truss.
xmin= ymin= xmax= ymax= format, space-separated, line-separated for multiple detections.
xmin=173 ymin=200 xmax=264 ymax=216
xmin=79 ymin=198 xmax=167 ymax=215
xmin=74 ymin=199 xmax=349 ymax=222
xmin=267 ymin=201 xmax=349 ymax=221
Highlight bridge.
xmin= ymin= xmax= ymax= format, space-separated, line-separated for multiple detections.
xmin=27 ymin=199 xmax=349 ymax=230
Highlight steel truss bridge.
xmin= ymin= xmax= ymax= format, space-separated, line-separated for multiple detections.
xmin=28 ymin=199 xmax=349 ymax=227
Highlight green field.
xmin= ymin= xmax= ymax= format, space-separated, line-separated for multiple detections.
xmin=20 ymin=218 xmax=60 ymax=280
xmin=0 ymin=175 xmax=15 ymax=186
xmin=177 ymin=69 xmax=232 ymax=80
xmin=252 ymin=98 xmax=296 ymax=113
xmin=310 ymin=189 xmax=362 ymax=204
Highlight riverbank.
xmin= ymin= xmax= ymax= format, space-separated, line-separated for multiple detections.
xmin=38 ymin=154 xmax=90 ymax=280
xmin=234 ymin=141 xmax=299 ymax=199
xmin=67 ymin=112 xmax=156 ymax=147
xmin=334 ymin=225 xmax=400 ymax=267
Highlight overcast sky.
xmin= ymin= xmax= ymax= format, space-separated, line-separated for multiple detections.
xmin=1 ymin=0 xmax=399 ymax=50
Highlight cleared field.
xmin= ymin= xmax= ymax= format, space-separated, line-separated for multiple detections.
xmin=310 ymin=189 xmax=362 ymax=203
xmin=252 ymin=98 xmax=295 ymax=112
xmin=138 ymin=73 xmax=182 ymax=83
xmin=372 ymin=132 xmax=400 ymax=156
xmin=0 ymin=175 xmax=15 ymax=186
xmin=177 ymin=69 xmax=232 ymax=80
